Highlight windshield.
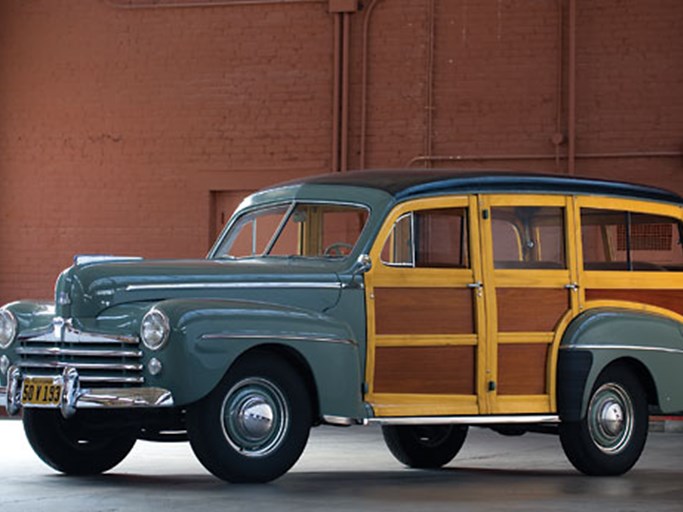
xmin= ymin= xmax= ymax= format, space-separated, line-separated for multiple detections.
xmin=213 ymin=202 xmax=370 ymax=259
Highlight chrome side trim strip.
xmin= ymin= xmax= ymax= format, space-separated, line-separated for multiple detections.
xmin=125 ymin=282 xmax=343 ymax=292
xmin=77 ymin=375 xmax=145 ymax=385
xmin=200 ymin=333 xmax=357 ymax=346
xmin=561 ymin=344 xmax=683 ymax=355
xmin=364 ymin=415 xmax=561 ymax=426
xmin=16 ymin=347 xmax=143 ymax=358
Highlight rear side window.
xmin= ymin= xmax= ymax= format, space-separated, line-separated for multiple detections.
xmin=581 ymin=208 xmax=683 ymax=271
xmin=491 ymin=206 xmax=566 ymax=269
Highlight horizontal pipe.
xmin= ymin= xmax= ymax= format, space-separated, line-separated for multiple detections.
xmin=407 ymin=151 xmax=683 ymax=167
xmin=104 ymin=0 xmax=324 ymax=9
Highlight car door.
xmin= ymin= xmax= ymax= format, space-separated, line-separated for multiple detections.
xmin=364 ymin=195 xmax=490 ymax=417
xmin=478 ymin=194 xmax=580 ymax=414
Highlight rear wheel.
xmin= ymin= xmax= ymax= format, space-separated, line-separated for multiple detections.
xmin=187 ymin=353 xmax=312 ymax=483
xmin=382 ymin=424 xmax=468 ymax=469
xmin=559 ymin=365 xmax=648 ymax=476
xmin=23 ymin=409 xmax=137 ymax=475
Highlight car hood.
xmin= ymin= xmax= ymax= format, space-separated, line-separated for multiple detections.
xmin=56 ymin=258 xmax=344 ymax=318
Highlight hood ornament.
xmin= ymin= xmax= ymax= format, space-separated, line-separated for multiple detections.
xmin=73 ymin=254 xmax=143 ymax=266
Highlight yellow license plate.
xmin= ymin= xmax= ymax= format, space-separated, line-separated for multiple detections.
xmin=21 ymin=377 xmax=63 ymax=406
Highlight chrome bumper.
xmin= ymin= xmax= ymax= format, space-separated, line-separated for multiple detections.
xmin=2 ymin=366 xmax=174 ymax=418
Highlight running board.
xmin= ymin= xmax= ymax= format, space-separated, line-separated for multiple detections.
xmin=364 ymin=414 xmax=560 ymax=426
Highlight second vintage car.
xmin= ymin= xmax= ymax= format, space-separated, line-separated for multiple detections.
xmin=1 ymin=169 xmax=683 ymax=482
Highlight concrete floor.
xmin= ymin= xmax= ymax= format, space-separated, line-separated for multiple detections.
xmin=1 ymin=418 xmax=682 ymax=512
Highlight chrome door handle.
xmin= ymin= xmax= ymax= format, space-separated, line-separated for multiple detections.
xmin=565 ymin=283 xmax=579 ymax=291
xmin=467 ymin=282 xmax=483 ymax=297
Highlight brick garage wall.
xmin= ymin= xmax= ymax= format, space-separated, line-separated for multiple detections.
xmin=0 ymin=0 xmax=682 ymax=302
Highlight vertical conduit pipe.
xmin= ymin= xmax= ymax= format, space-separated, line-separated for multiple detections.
xmin=340 ymin=12 xmax=351 ymax=172
xmin=554 ymin=0 xmax=564 ymax=173
xmin=359 ymin=0 xmax=382 ymax=170
xmin=567 ymin=0 xmax=577 ymax=175
xmin=331 ymin=13 xmax=342 ymax=172
xmin=424 ymin=0 xmax=436 ymax=169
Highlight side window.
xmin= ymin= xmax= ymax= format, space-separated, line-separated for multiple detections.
xmin=381 ymin=208 xmax=469 ymax=268
xmin=581 ymin=208 xmax=683 ymax=271
xmin=491 ymin=207 xmax=566 ymax=269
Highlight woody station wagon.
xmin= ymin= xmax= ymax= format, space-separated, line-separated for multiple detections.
xmin=2 ymin=170 xmax=683 ymax=482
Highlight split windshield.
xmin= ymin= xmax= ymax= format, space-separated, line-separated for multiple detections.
xmin=214 ymin=202 xmax=370 ymax=259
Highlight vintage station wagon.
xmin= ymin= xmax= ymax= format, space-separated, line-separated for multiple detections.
xmin=2 ymin=170 xmax=683 ymax=482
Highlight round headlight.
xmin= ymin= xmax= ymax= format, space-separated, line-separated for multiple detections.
xmin=0 ymin=308 xmax=17 ymax=349
xmin=140 ymin=308 xmax=170 ymax=351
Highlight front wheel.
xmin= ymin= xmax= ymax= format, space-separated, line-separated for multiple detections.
xmin=187 ymin=354 xmax=312 ymax=483
xmin=559 ymin=365 xmax=648 ymax=476
xmin=23 ymin=409 xmax=137 ymax=475
xmin=382 ymin=424 xmax=468 ymax=469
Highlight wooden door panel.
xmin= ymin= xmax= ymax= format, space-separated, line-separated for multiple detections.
xmin=497 ymin=343 xmax=549 ymax=395
xmin=374 ymin=287 xmax=475 ymax=335
xmin=374 ymin=346 xmax=475 ymax=394
xmin=496 ymin=288 xmax=570 ymax=332
xmin=585 ymin=288 xmax=683 ymax=315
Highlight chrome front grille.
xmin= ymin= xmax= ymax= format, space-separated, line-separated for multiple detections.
xmin=17 ymin=319 xmax=144 ymax=387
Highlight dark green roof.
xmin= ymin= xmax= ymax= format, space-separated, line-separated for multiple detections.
xmin=291 ymin=170 xmax=682 ymax=205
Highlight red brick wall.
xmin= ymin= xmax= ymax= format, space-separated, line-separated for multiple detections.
xmin=0 ymin=0 xmax=681 ymax=302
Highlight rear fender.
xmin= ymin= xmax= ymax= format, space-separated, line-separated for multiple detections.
xmin=558 ymin=307 xmax=683 ymax=420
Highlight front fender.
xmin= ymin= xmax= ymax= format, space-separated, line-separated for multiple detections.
xmin=144 ymin=299 xmax=365 ymax=420
xmin=557 ymin=308 xmax=683 ymax=420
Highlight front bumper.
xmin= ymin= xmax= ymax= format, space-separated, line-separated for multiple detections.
xmin=1 ymin=366 xmax=174 ymax=418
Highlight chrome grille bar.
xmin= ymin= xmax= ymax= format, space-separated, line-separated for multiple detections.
xmin=18 ymin=361 xmax=143 ymax=371
xmin=16 ymin=347 xmax=143 ymax=358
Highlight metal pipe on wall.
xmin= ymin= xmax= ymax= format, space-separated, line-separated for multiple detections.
xmin=340 ymin=12 xmax=351 ymax=172
xmin=331 ymin=10 xmax=351 ymax=173
xmin=406 ymin=151 xmax=683 ymax=167
xmin=331 ymin=13 xmax=342 ymax=173
xmin=104 ymin=0 xmax=325 ymax=9
xmin=424 ymin=0 xmax=436 ymax=169
xmin=359 ymin=0 xmax=382 ymax=170
xmin=553 ymin=0 xmax=564 ymax=173
xmin=567 ymin=0 xmax=577 ymax=174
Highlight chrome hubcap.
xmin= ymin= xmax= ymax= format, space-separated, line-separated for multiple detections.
xmin=588 ymin=383 xmax=633 ymax=454
xmin=221 ymin=377 xmax=288 ymax=457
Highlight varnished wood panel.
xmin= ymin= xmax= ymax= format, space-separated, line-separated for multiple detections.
xmin=497 ymin=343 xmax=548 ymax=395
xmin=374 ymin=346 xmax=475 ymax=395
xmin=586 ymin=289 xmax=683 ymax=316
xmin=497 ymin=288 xmax=569 ymax=332
xmin=374 ymin=287 xmax=474 ymax=335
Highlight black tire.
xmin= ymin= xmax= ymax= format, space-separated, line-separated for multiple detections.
xmin=382 ymin=424 xmax=468 ymax=469
xmin=186 ymin=353 xmax=313 ymax=483
xmin=559 ymin=365 xmax=648 ymax=476
xmin=23 ymin=409 xmax=137 ymax=475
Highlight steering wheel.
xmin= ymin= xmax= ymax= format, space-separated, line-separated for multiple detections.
xmin=323 ymin=242 xmax=354 ymax=257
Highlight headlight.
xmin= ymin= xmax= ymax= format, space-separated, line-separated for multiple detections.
xmin=140 ymin=308 xmax=170 ymax=350
xmin=0 ymin=308 xmax=17 ymax=349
